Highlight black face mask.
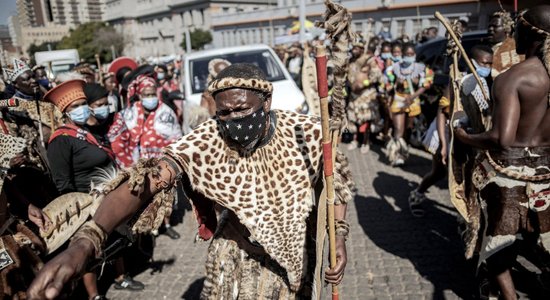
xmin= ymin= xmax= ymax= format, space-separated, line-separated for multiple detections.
xmin=218 ymin=106 xmax=268 ymax=149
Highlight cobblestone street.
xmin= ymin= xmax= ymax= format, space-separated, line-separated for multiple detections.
xmin=106 ymin=144 xmax=476 ymax=299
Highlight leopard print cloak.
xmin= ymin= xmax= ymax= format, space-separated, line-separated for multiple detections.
xmin=163 ymin=110 xmax=353 ymax=293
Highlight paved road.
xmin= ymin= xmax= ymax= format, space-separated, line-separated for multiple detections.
xmin=105 ymin=144 xmax=476 ymax=299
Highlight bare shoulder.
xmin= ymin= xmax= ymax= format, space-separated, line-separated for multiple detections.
xmin=494 ymin=58 xmax=549 ymax=93
xmin=505 ymin=57 xmax=548 ymax=84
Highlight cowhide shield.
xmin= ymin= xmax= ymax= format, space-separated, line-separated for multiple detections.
xmin=40 ymin=192 xmax=97 ymax=254
xmin=492 ymin=37 xmax=525 ymax=77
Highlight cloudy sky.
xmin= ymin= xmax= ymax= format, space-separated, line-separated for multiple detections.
xmin=1 ymin=0 xmax=17 ymax=26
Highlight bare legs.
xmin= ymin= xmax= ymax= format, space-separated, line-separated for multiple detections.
xmin=486 ymin=244 xmax=518 ymax=300
xmin=417 ymin=154 xmax=446 ymax=194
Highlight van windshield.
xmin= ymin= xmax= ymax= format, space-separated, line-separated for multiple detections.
xmin=51 ymin=64 xmax=76 ymax=76
xmin=189 ymin=50 xmax=286 ymax=94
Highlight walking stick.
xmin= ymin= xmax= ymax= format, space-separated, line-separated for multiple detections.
xmin=434 ymin=12 xmax=489 ymax=101
xmin=95 ymin=54 xmax=103 ymax=86
xmin=315 ymin=45 xmax=339 ymax=300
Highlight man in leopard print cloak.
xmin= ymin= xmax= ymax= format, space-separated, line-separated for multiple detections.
xmin=28 ymin=63 xmax=355 ymax=300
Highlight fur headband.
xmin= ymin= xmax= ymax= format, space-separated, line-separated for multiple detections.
xmin=492 ymin=11 xmax=514 ymax=34
xmin=207 ymin=77 xmax=273 ymax=95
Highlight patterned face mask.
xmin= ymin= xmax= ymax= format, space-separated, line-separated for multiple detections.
xmin=218 ymin=106 xmax=267 ymax=149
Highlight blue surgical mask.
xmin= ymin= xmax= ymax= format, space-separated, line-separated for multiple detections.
xmin=67 ymin=105 xmax=91 ymax=125
xmin=391 ymin=55 xmax=402 ymax=62
xmin=403 ymin=55 xmax=416 ymax=64
xmin=142 ymin=97 xmax=159 ymax=110
xmin=92 ymin=105 xmax=110 ymax=120
xmin=157 ymin=72 xmax=165 ymax=80
xmin=473 ymin=59 xmax=491 ymax=78
xmin=37 ymin=78 xmax=50 ymax=88
xmin=381 ymin=53 xmax=392 ymax=60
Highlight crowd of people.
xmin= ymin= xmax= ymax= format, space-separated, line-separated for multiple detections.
xmin=0 ymin=2 xmax=549 ymax=299
xmin=0 ymin=53 xmax=193 ymax=298
xmin=273 ymin=6 xmax=550 ymax=299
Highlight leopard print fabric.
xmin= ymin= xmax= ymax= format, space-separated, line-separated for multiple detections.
xmin=0 ymin=133 xmax=26 ymax=170
xmin=0 ymin=133 xmax=27 ymax=191
xmin=164 ymin=110 xmax=352 ymax=291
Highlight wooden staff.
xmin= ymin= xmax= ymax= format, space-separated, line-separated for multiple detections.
xmin=363 ymin=18 xmax=373 ymax=54
xmin=434 ymin=11 xmax=489 ymax=101
xmin=95 ymin=54 xmax=103 ymax=86
xmin=315 ymin=45 xmax=339 ymax=300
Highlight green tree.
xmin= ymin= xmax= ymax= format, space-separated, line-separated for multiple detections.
xmin=180 ymin=29 xmax=213 ymax=51
xmin=27 ymin=41 xmax=59 ymax=64
xmin=57 ymin=22 xmax=124 ymax=63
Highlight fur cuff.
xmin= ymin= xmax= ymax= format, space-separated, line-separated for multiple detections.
xmin=92 ymin=158 xmax=177 ymax=235
xmin=334 ymin=150 xmax=355 ymax=205
xmin=69 ymin=220 xmax=107 ymax=259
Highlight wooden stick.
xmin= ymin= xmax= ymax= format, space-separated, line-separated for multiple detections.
xmin=434 ymin=11 xmax=489 ymax=101
xmin=315 ymin=45 xmax=339 ymax=300
xmin=95 ymin=54 xmax=103 ymax=86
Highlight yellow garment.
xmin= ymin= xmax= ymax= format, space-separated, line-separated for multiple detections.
xmin=438 ymin=96 xmax=450 ymax=108
xmin=390 ymin=93 xmax=421 ymax=117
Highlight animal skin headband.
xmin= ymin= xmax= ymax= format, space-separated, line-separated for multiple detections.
xmin=492 ymin=11 xmax=514 ymax=34
xmin=207 ymin=77 xmax=273 ymax=95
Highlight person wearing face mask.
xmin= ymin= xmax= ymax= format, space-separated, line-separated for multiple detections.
xmin=33 ymin=65 xmax=52 ymax=94
xmin=108 ymin=75 xmax=182 ymax=168
xmin=383 ymin=42 xmax=403 ymax=92
xmin=101 ymin=72 xmax=121 ymax=114
xmin=454 ymin=7 xmax=550 ymax=297
xmin=85 ymin=83 xmax=115 ymax=138
xmin=108 ymin=75 xmax=182 ymax=239
xmin=1 ymin=58 xmax=59 ymax=228
xmin=346 ymin=41 xmax=384 ymax=154
xmin=28 ymin=64 xmax=354 ymax=300
xmin=45 ymin=79 xmax=116 ymax=300
xmin=46 ymin=80 xmax=114 ymax=200
xmin=408 ymin=45 xmax=494 ymax=216
xmin=155 ymin=64 xmax=179 ymax=94
xmin=377 ymin=41 xmax=395 ymax=140
xmin=385 ymin=43 xmax=433 ymax=166
xmin=377 ymin=42 xmax=392 ymax=69
xmin=460 ymin=45 xmax=494 ymax=134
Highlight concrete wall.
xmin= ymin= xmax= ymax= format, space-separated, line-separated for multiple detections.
xmin=211 ymin=0 xmax=506 ymax=48
xmin=103 ymin=0 xmax=274 ymax=57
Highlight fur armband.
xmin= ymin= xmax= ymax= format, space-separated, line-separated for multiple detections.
xmin=335 ymin=219 xmax=350 ymax=240
xmin=91 ymin=157 xmax=179 ymax=235
xmin=125 ymin=158 xmax=178 ymax=234
xmin=69 ymin=220 xmax=107 ymax=258
xmin=334 ymin=150 xmax=355 ymax=205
